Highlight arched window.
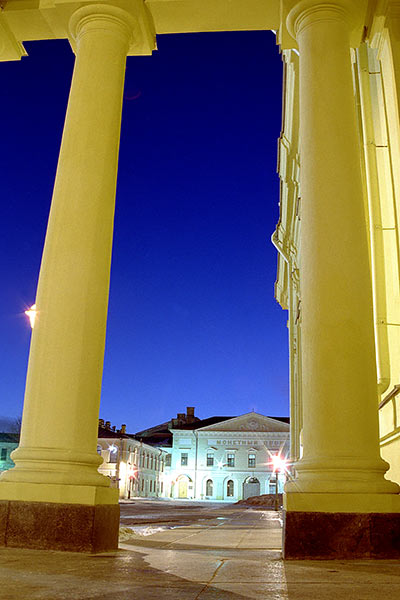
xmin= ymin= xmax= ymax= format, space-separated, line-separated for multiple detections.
xmin=206 ymin=479 xmax=213 ymax=496
xmin=227 ymin=480 xmax=234 ymax=497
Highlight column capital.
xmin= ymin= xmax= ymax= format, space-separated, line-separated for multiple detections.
xmin=69 ymin=3 xmax=136 ymax=48
xmin=286 ymin=0 xmax=366 ymax=41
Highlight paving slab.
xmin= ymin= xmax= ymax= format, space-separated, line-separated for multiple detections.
xmin=1 ymin=504 xmax=400 ymax=600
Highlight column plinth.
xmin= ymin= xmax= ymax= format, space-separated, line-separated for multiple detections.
xmin=0 ymin=3 xmax=135 ymax=551
xmin=283 ymin=0 xmax=400 ymax=559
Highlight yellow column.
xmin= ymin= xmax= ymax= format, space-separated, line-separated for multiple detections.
xmin=385 ymin=2 xmax=400 ymax=109
xmin=284 ymin=0 xmax=400 ymax=513
xmin=0 ymin=3 xmax=134 ymax=506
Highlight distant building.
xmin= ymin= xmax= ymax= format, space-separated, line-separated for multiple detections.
xmin=97 ymin=420 xmax=167 ymax=499
xmin=163 ymin=411 xmax=290 ymax=501
xmin=98 ymin=408 xmax=290 ymax=502
xmin=134 ymin=407 xmax=290 ymax=501
xmin=0 ymin=433 xmax=19 ymax=473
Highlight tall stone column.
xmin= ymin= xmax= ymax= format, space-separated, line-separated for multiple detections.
xmin=283 ymin=0 xmax=400 ymax=559
xmin=383 ymin=1 xmax=400 ymax=108
xmin=0 ymin=3 xmax=135 ymax=552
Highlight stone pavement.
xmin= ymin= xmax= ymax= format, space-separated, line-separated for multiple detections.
xmin=1 ymin=507 xmax=400 ymax=599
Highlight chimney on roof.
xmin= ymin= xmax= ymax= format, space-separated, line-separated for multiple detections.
xmin=120 ymin=424 xmax=126 ymax=434
xmin=177 ymin=413 xmax=185 ymax=424
xmin=105 ymin=421 xmax=111 ymax=430
xmin=99 ymin=419 xmax=104 ymax=428
xmin=186 ymin=407 xmax=195 ymax=423
xmin=112 ymin=426 xmax=116 ymax=432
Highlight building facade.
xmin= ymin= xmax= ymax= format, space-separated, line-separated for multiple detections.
xmin=0 ymin=434 xmax=19 ymax=474
xmin=164 ymin=412 xmax=290 ymax=501
xmin=97 ymin=421 xmax=167 ymax=499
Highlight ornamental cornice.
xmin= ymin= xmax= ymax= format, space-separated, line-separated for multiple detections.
xmin=197 ymin=430 xmax=289 ymax=437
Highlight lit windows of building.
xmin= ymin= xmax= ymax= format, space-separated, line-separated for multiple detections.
xmin=227 ymin=453 xmax=235 ymax=467
xmin=206 ymin=479 xmax=213 ymax=496
xmin=97 ymin=420 xmax=167 ymax=499
xmin=181 ymin=452 xmax=188 ymax=466
xmin=206 ymin=452 xmax=214 ymax=467
xmin=248 ymin=453 xmax=256 ymax=468
xmin=227 ymin=480 xmax=234 ymax=497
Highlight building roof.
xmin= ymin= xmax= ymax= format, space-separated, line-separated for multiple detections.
xmin=173 ymin=416 xmax=233 ymax=430
xmin=172 ymin=413 xmax=290 ymax=432
xmin=98 ymin=426 xmax=132 ymax=439
xmin=0 ymin=432 xmax=20 ymax=443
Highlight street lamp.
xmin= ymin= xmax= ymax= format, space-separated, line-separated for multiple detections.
xmin=25 ymin=304 xmax=37 ymax=329
xmin=271 ymin=454 xmax=287 ymax=511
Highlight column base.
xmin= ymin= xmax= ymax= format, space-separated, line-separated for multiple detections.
xmin=0 ymin=500 xmax=120 ymax=553
xmin=283 ymin=510 xmax=400 ymax=559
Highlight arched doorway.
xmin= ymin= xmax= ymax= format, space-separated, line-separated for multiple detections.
xmin=205 ymin=479 xmax=213 ymax=497
xmin=178 ymin=476 xmax=189 ymax=498
xmin=226 ymin=479 xmax=234 ymax=498
xmin=243 ymin=477 xmax=260 ymax=500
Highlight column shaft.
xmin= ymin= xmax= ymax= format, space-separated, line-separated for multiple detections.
xmin=0 ymin=5 xmax=133 ymax=501
xmin=285 ymin=1 xmax=399 ymax=501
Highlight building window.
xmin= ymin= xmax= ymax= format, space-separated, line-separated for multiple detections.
xmin=227 ymin=480 xmax=234 ymax=497
xmin=165 ymin=454 xmax=171 ymax=467
xmin=146 ymin=454 xmax=149 ymax=468
xmin=206 ymin=479 xmax=213 ymax=496
xmin=150 ymin=480 xmax=153 ymax=492
xmin=206 ymin=452 xmax=214 ymax=467
xmin=150 ymin=455 xmax=154 ymax=470
xmin=108 ymin=446 xmax=117 ymax=463
xmin=141 ymin=479 xmax=144 ymax=491
xmin=96 ymin=445 xmax=102 ymax=456
xmin=161 ymin=481 xmax=164 ymax=493
xmin=227 ymin=453 xmax=235 ymax=467
xmin=181 ymin=453 xmax=188 ymax=466
xmin=1 ymin=448 xmax=6 ymax=461
xmin=248 ymin=453 xmax=256 ymax=468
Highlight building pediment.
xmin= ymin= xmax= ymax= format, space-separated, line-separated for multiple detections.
xmin=196 ymin=412 xmax=289 ymax=433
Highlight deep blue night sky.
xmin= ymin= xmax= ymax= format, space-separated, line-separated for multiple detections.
xmin=0 ymin=30 xmax=288 ymax=432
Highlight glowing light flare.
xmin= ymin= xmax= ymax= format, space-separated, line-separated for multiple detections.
xmin=25 ymin=304 xmax=37 ymax=329
xmin=270 ymin=453 xmax=287 ymax=473
xmin=119 ymin=461 xmax=126 ymax=485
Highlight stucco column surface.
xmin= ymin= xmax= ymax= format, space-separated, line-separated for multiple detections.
xmin=0 ymin=4 xmax=134 ymax=504
xmin=384 ymin=2 xmax=400 ymax=110
xmin=285 ymin=0 xmax=399 ymax=508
